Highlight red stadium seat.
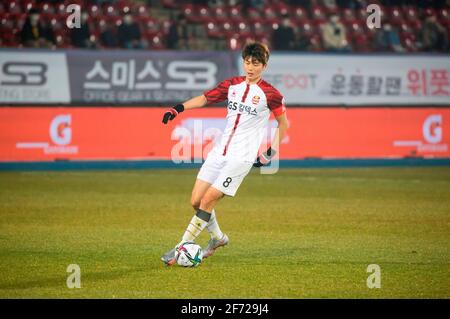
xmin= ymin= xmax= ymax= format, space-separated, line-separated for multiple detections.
xmin=403 ymin=6 xmax=419 ymax=21
xmin=197 ymin=6 xmax=211 ymax=23
xmin=55 ymin=28 xmax=69 ymax=46
xmin=342 ymin=8 xmax=356 ymax=23
xmin=255 ymin=35 xmax=271 ymax=48
xmin=180 ymin=4 xmax=198 ymax=23
xmin=182 ymin=4 xmax=211 ymax=23
xmin=396 ymin=21 xmax=413 ymax=33
xmin=116 ymin=0 xmax=133 ymax=15
xmin=95 ymin=18 xmax=108 ymax=33
xmin=309 ymin=33 xmax=323 ymax=52
xmin=109 ymin=16 xmax=122 ymax=27
xmin=324 ymin=4 xmax=339 ymax=16
xmin=56 ymin=2 xmax=67 ymax=16
xmin=221 ymin=21 xmax=237 ymax=38
xmin=292 ymin=6 xmax=308 ymax=20
xmin=348 ymin=21 xmax=365 ymax=35
xmin=148 ymin=33 xmax=166 ymax=50
xmin=104 ymin=4 xmax=118 ymax=17
xmin=22 ymin=0 xmax=36 ymax=12
xmin=14 ymin=12 xmax=27 ymax=29
xmin=262 ymin=5 xmax=279 ymax=24
xmin=252 ymin=21 xmax=269 ymax=36
xmin=389 ymin=7 xmax=404 ymax=24
xmin=270 ymin=21 xmax=280 ymax=32
xmin=39 ymin=2 xmax=55 ymax=15
xmin=88 ymin=4 xmax=102 ymax=18
xmin=133 ymin=4 xmax=150 ymax=18
xmin=159 ymin=19 xmax=171 ymax=35
xmin=401 ymin=33 xmax=418 ymax=52
xmin=439 ymin=7 xmax=449 ymax=21
xmin=228 ymin=6 xmax=241 ymax=22
xmin=274 ymin=2 xmax=291 ymax=17
xmin=234 ymin=19 xmax=252 ymax=38
xmin=212 ymin=6 xmax=228 ymax=23
xmin=205 ymin=19 xmax=224 ymax=38
xmin=423 ymin=8 xmax=436 ymax=19
xmin=247 ymin=7 xmax=262 ymax=23
xmin=1 ymin=12 xmax=13 ymax=27
xmin=408 ymin=19 xmax=422 ymax=32
xmin=7 ymin=1 xmax=22 ymax=14
xmin=352 ymin=33 xmax=372 ymax=52
xmin=298 ymin=20 xmax=315 ymax=36
xmin=51 ymin=16 xmax=65 ymax=31
xmin=161 ymin=0 xmax=178 ymax=10
xmin=311 ymin=5 xmax=326 ymax=20
xmin=139 ymin=17 xmax=160 ymax=35
xmin=355 ymin=6 xmax=364 ymax=20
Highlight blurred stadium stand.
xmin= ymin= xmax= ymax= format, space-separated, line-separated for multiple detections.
xmin=0 ymin=0 xmax=449 ymax=52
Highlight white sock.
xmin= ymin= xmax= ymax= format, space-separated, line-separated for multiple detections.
xmin=206 ymin=209 xmax=224 ymax=240
xmin=179 ymin=209 xmax=210 ymax=246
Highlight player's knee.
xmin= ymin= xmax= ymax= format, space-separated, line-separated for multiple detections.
xmin=199 ymin=194 xmax=214 ymax=209
xmin=199 ymin=191 xmax=222 ymax=209
xmin=190 ymin=197 xmax=200 ymax=210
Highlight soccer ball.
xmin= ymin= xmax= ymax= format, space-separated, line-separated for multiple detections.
xmin=176 ymin=242 xmax=203 ymax=267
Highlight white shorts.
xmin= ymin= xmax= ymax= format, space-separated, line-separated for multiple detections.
xmin=197 ymin=152 xmax=254 ymax=197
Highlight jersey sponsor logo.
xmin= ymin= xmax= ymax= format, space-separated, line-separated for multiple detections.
xmin=227 ymin=100 xmax=258 ymax=116
xmin=251 ymin=95 xmax=260 ymax=105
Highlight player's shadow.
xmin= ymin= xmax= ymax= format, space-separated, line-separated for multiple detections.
xmin=0 ymin=268 xmax=142 ymax=291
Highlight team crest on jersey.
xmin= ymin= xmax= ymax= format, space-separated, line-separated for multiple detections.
xmin=252 ymin=96 xmax=260 ymax=105
xmin=231 ymin=90 xmax=237 ymax=98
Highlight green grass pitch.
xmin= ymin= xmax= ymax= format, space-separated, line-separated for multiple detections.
xmin=0 ymin=167 xmax=449 ymax=298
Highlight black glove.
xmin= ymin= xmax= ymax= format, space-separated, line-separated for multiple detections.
xmin=253 ymin=147 xmax=276 ymax=167
xmin=162 ymin=104 xmax=184 ymax=124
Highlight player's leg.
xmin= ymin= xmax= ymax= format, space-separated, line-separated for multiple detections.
xmin=179 ymin=187 xmax=225 ymax=245
xmin=191 ymin=179 xmax=225 ymax=241
xmin=202 ymin=160 xmax=253 ymax=258
xmin=161 ymin=196 xmax=217 ymax=266
xmin=161 ymin=153 xmax=223 ymax=266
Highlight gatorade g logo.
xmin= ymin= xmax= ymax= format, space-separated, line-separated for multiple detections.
xmin=423 ymin=114 xmax=442 ymax=144
xmin=50 ymin=115 xmax=72 ymax=146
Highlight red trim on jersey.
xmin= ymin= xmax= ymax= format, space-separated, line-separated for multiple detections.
xmin=222 ymin=114 xmax=242 ymax=156
xmin=241 ymin=84 xmax=250 ymax=103
xmin=257 ymin=79 xmax=286 ymax=117
xmin=203 ymin=76 xmax=246 ymax=104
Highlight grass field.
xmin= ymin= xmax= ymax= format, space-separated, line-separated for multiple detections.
xmin=0 ymin=167 xmax=449 ymax=298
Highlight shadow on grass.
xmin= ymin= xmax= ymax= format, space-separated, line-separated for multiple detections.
xmin=0 ymin=267 xmax=151 ymax=291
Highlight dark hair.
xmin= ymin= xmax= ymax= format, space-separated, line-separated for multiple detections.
xmin=241 ymin=42 xmax=270 ymax=65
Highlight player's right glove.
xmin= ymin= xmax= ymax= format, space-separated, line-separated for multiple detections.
xmin=162 ymin=104 xmax=184 ymax=124
xmin=253 ymin=147 xmax=276 ymax=167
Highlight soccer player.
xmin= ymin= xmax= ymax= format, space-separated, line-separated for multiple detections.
xmin=161 ymin=42 xmax=289 ymax=265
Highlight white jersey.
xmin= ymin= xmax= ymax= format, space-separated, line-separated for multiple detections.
xmin=203 ymin=76 xmax=286 ymax=162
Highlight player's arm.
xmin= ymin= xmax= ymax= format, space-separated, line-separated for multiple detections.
xmin=162 ymin=95 xmax=207 ymax=124
xmin=270 ymin=112 xmax=289 ymax=154
xmin=254 ymin=112 xmax=288 ymax=167
xmin=182 ymin=94 xmax=208 ymax=110
xmin=162 ymin=77 xmax=231 ymax=124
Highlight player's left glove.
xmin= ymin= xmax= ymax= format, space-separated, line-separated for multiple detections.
xmin=162 ymin=104 xmax=184 ymax=124
xmin=253 ymin=147 xmax=276 ymax=167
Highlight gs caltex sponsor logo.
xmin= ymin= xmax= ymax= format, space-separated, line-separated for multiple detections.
xmin=16 ymin=114 xmax=79 ymax=155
